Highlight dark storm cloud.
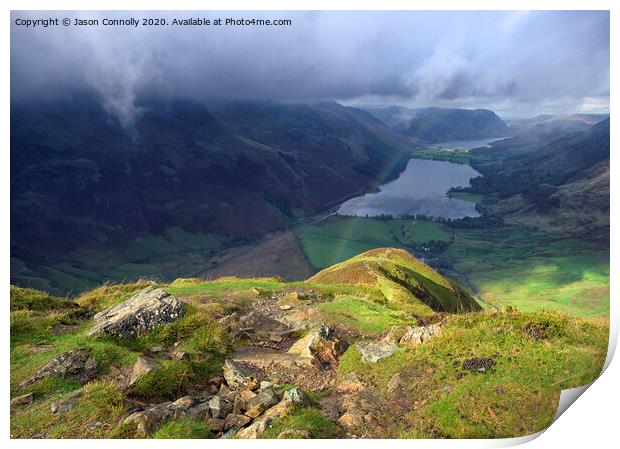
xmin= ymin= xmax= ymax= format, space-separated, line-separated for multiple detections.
xmin=11 ymin=10 xmax=609 ymax=124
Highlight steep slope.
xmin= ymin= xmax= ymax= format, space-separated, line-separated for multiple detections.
xmin=11 ymin=94 xmax=412 ymax=293
xmin=308 ymin=248 xmax=480 ymax=315
xmin=364 ymin=106 xmax=510 ymax=141
xmin=466 ymin=119 xmax=610 ymax=239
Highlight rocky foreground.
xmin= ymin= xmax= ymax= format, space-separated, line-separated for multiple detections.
xmin=10 ymin=249 xmax=608 ymax=439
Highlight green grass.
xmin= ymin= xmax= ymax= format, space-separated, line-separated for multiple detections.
xmin=319 ymin=295 xmax=414 ymax=334
xmin=11 ymin=381 xmax=128 ymax=438
xmin=262 ymin=407 xmax=339 ymax=438
xmin=441 ymin=225 xmax=609 ymax=319
xmin=338 ymin=310 xmax=608 ymax=438
xmin=166 ymin=278 xmax=283 ymax=297
xmin=152 ymin=417 xmax=212 ymax=439
xmin=299 ymin=216 xmax=450 ymax=269
xmin=412 ymin=148 xmax=473 ymax=165
xmin=447 ymin=191 xmax=483 ymax=203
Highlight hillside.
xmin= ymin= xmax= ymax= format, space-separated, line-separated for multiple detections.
xmin=465 ymin=119 xmax=610 ymax=240
xmin=11 ymin=94 xmax=412 ymax=294
xmin=364 ymin=106 xmax=511 ymax=141
xmin=10 ymin=249 xmax=607 ymax=439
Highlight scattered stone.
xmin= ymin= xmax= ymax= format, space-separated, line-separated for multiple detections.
xmin=128 ymin=356 xmax=161 ymax=387
xmin=149 ymin=346 xmax=164 ymax=354
xmin=11 ymin=393 xmax=33 ymax=406
xmin=250 ymin=287 xmax=261 ymax=296
xmin=245 ymin=387 xmax=279 ymax=418
xmin=386 ymin=372 xmax=404 ymax=393
xmin=283 ymin=387 xmax=307 ymax=405
xmin=18 ymin=348 xmax=98 ymax=388
xmin=123 ymin=395 xmax=211 ymax=436
xmin=224 ymin=413 xmax=251 ymax=432
xmin=382 ymin=326 xmax=410 ymax=343
xmin=218 ymin=312 xmax=239 ymax=328
xmin=399 ymin=323 xmax=442 ymax=346
xmin=236 ymin=397 xmax=296 ymax=439
xmin=209 ymin=395 xmax=234 ymax=419
xmin=337 ymin=372 xmax=364 ymax=393
xmin=338 ymin=411 xmax=364 ymax=427
xmin=279 ymin=304 xmax=292 ymax=311
xmin=260 ymin=380 xmax=274 ymax=390
xmin=278 ymin=429 xmax=312 ymax=438
xmin=223 ymin=359 xmax=261 ymax=391
xmin=51 ymin=390 xmax=82 ymax=414
xmin=217 ymin=383 xmax=231 ymax=397
xmin=355 ymin=341 xmax=398 ymax=363
xmin=87 ymin=287 xmax=185 ymax=338
xmin=88 ymin=421 xmax=102 ymax=430
xmin=268 ymin=333 xmax=284 ymax=343
xmin=171 ymin=350 xmax=190 ymax=361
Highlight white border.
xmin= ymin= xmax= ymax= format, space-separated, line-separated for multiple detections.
xmin=2 ymin=1 xmax=617 ymax=448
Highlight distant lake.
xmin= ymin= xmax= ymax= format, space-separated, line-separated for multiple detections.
xmin=337 ymin=158 xmax=482 ymax=219
xmin=429 ymin=137 xmax=503 ymax=150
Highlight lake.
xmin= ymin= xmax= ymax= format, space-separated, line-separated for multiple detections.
xmin=337 ymin=158 xmax=482 ymax=219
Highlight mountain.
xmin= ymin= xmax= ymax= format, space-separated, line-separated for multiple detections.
xmin=364 ymin=106 xmax=511 ymax=141
xmin=467 ymin=119 xmax=610 ymax=240
xmin=492 ymin=113 xmax=610 ymax=148
xmin=11 ymin=93 xmax=412 ymax=292
xmin=9 ymin=248 xmax=607 ymax=439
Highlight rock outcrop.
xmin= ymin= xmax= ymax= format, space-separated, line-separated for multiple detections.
xmin=86 ymin=287 xmax=184 ymax=338
xmin=355 ymin=342 xmax=398 ymax=363
xmin=222 ymin=360 xmax=261 ymax=391
xmin=123 ymin=395 xmax=212 ymax=436
xmin=128 ymin=356 xmax=161 ymax=387
xmin=399 ymin=323 xmax=442 ymax=346
xmin=18 ymin=349 xmax=98 ymax=388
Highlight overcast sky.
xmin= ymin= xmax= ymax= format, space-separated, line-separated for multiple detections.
xmin=11 ymin=11 xmax=609 ymax=123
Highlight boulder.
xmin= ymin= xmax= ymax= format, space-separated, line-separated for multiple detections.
xmin=283 ymin=387 xmax=307 ymax=405
xmin=224 ymin=413 xmax=251 ymax=432
xmin=244 ymin=387 xmax=279 ymax=418
xmin=87 ymin=287 xmax=184 ymax=338
xmin=128 ymin=356 xmax=161 ymax=387
xmin=236 ymin=397 xmax=296 ymax=439
xmin=222 ymin=359 xmax=261 ymax=391
xmin=336 ymin=372 xmax=364 ymax=393
xmin=355 ymin=341 xmax=398 ymax=363
xmin=18 ymin=348 xmax=98 ymax=388
xmin=51 ymin=390 xmax=82 ymax=414
xmin=124 ymin=407 xmax=172 ymax=436
xmin=399 ymin=323 xmax=442 ymax=346
xmin=209 ymin=395 xmax=233 ymax=419
xmin=11 ymin=393 xmax=33 ymax=406
xmin=287 ymin=325 xmax=340 ymax=366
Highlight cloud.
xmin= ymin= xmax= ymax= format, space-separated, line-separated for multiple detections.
xmin=10 ymin=10 xmax=610 ymax=123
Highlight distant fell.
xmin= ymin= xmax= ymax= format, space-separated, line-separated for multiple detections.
xmin=364 ymin=106 xmax=510 ymax=142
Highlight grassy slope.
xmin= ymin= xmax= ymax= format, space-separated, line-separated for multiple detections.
xmin=299 ymin=216 xmax=450 ymax=270
xmin=339 ymin=309 xmax=607 ymax=438
xmin=441 ymin=226 xmax=609 ymax=319
xmin=10 ymin=271 xmax=608 ymax=438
